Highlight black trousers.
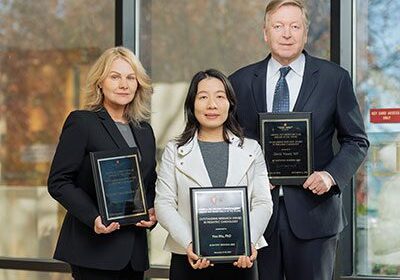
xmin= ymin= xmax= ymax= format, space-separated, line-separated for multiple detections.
xmin=169 ymin=253 xmax=256 ymax=280
xmin=70 ymin=263 xmax=144 ymax=280
xmin=258 ymin=197 xmax=338 ymax=280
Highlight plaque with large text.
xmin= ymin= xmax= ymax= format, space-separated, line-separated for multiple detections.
xmin=190 ymin=186 xmax=251 ymax=263
xmin=259 ymin=112 xmax=313 ymax=185
xmin=90 ymin=148 xmax=148 ymax=226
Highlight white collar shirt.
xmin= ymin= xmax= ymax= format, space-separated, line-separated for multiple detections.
xmin=266 ymin=53 xmax=305 ymax=112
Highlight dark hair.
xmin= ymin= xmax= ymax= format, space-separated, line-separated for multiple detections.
xmin=176 ymin=69 xmax=244 ymax=147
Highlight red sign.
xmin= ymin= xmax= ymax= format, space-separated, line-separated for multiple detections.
xmin=370 ymin=108 xmax=400 ymax=123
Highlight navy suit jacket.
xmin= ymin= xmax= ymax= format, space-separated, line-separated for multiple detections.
xmin=48 ymin=109 xmax=157 ymax=270
xmin=229 ymin=52 xmax=369 ymax=240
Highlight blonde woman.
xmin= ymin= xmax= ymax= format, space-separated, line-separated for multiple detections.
xmin=48 ymin=47 xmax=156 ymax=280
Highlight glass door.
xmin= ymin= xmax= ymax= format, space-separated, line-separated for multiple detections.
xmin=354 ymin=0 xmax=400 ymax=277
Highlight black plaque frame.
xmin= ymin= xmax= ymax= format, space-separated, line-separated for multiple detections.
xmin=90 ymin=148 xmax=148 ymax=226
xmin=259 ymin=112 xmax=313 ymax=185
xmin=190 ymin=186 xmax=251 ymax=263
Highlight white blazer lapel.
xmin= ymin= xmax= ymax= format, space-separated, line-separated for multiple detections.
xmin=175 ymin=137 xmax=212 ymax=187
xmin=225 ymin=136 xmax=255 ymax=187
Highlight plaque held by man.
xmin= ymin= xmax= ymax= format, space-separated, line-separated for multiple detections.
xmin=259 ymin=112 xmax=313 ymax=185
xmin=190 ymin=186 xmax=251 ymax=263
xmin=90 ymin=147 xmax=148 ymax=226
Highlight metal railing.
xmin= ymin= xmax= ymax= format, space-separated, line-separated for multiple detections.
xmin=0 ymin=257 xmax=169 ymax=278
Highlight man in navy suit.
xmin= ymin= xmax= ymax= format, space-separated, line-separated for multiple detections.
xmin=229 ymin=0 xmax=369 ymax=279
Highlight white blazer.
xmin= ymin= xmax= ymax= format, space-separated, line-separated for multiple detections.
xmin=155 ymin=133 xmax=273 ymax=255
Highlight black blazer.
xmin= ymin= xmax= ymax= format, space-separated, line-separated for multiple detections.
xmin=48 ymin=109 xmax=157 ymax=271
xmin=229 ymin=52 xmax=369 ymax=240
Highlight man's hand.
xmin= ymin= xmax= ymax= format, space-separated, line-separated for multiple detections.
xmin=303 ymin=171 xmax=334 ymax=195
xmin=186 ymin=243 xmax=212 ymax=269
xmin=94 ymin=216 xmax=120 ymax=234
xmin=136 ymin=208 xmax=157 ymax=228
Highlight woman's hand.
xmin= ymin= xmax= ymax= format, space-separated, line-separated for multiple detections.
xmin=186 ymin=243 xmax=212 ymax=270
xmin=136 ymin=208 xmax=157 ymax=228
xmin=233 ymin=244 xmax=257 ymax=268
xmin=94 ymin=216 xmax=120 ymax=234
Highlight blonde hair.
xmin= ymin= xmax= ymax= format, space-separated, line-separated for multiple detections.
xmin=264 ymin=0 xmax=309 ymax=30
xmin=84 ymin=46 xmax=152 ymax=125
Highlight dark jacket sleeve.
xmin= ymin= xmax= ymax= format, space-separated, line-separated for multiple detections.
xmin=47 ymin=111 xmax=99 ymax=227
xmin=324 ymin=70 xmax=369 ymax=191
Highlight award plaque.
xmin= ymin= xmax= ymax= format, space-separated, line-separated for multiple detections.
xmin=190 ymin=186 xmax=251 ymax=263
xmin=259 ymin=112 xmax=313 ymax=185
xmin=90 ymin=148 xmax=148 ymax=226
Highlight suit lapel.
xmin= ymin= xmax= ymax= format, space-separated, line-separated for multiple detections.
xmin=130 ymin=123 xmax=146 ymax=161
xmin=96 ymin=109 xmax=128 ymax=149
xmin=176 ymin=139 xmax=212 ymax=187
xmin=251 ymin=57 xmax=270 ymax=112
xmin=293 ymin=52 xmax=319 ymax=112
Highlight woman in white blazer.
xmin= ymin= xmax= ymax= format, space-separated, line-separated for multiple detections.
xmin=155 ymin=69 xmax=273 ymax=280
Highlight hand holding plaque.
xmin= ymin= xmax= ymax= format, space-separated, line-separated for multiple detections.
xmin=190 ymin=186 xmax=251 ymax=263
xmin=259 ymin=112 xmax=314 ymax=185
xmin=90 ymin=148 xmax=148 ymax=226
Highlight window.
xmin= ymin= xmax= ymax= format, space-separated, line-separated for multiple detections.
xmin=354 ymin=0 xmax=400 ymax=277
xmin=0 ymin=0 xmax=114 ymax=278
